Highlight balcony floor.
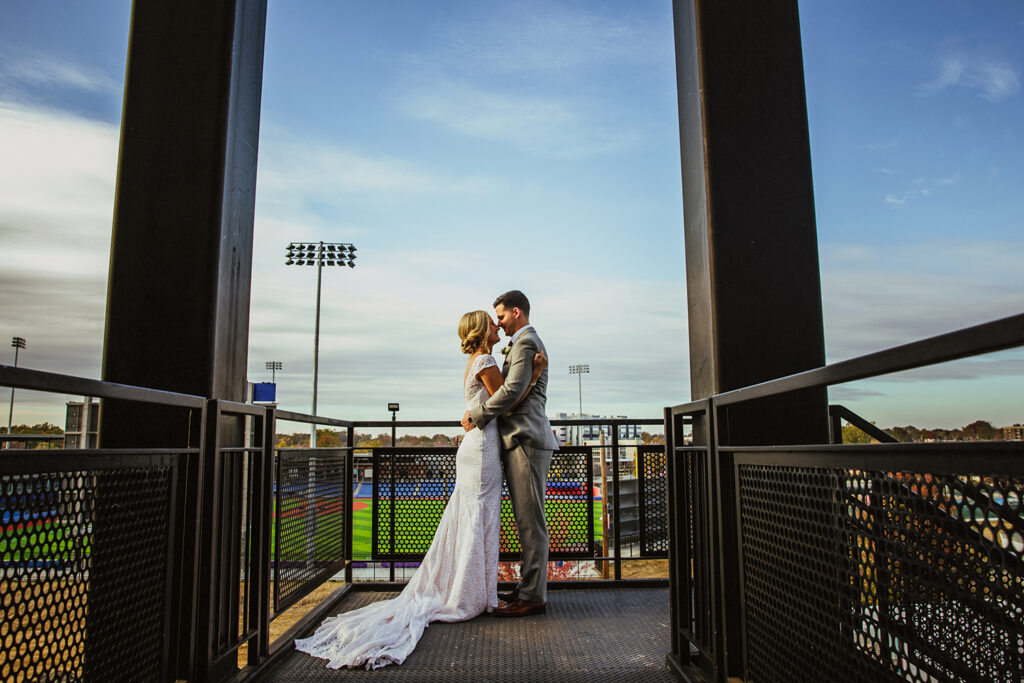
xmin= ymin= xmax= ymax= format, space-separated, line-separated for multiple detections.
xmin=264 ymin=586 xmax=674 ymax=681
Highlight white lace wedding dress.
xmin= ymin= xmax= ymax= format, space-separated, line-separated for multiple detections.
xmin=294 ymin=353 xmax=502 ymax=669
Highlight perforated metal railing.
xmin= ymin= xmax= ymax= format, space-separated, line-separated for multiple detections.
xmin=665 ymin=313 xmax=1024 ymax=683
xmin=274 ymin=447 xmax=349 ymax=612
xmin=638 ymin=445 xmax=670 ymax=556
xmin=371 ymin=446 xmax=596 ymax=560
xmin=369 ymin=442 xmax=668 ymax=568
xmin=0 ymin=448 xmax=185 ymax=682
xmin=736 ymin=448 xmax=1024 ymax=682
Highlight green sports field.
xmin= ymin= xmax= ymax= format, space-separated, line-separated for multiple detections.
xmin=349 ymin=498 xmax=604 ymax=559
xmin=2 ymin=498 xmax=604 ymax=564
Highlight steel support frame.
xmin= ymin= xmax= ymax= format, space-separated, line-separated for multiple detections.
xmin=101 ymin=0 xmax=267 ymax=448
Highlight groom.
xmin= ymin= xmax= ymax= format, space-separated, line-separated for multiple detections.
xmin=462 ymin=290 xmax=558 ymax=617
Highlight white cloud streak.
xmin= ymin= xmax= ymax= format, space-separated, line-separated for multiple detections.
xmin=439 ymin=2 xmax=667 ymax=74
xmin=821 ymin=240 xmax=1024 ymax=363
xmin=0 ymin=102 xmax=117 ymax=421
xmin=915 ymin=55 xmax=1021 ymax=102
xmin=0 ymin=47 xmax=120 ymax=95
xmin=401 ymin=81 xmax=640 ymax=159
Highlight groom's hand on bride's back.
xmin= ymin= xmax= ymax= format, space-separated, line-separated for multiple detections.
xmin=461 ymin=410 xmax=475 ymax=431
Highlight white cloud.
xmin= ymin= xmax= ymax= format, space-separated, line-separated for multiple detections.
xmin=882 ymin=175 xmax=956 ymax=208
xmin=821 ymin=240 xmax=1024 ymax=363
xmin=875 ymin=168 xmax=897 ymax=175
xmin=401 ymin=80 xmax=640 ymax=158
xmin=0 ymin=102 xmax=117 ymax=423
xmin=246 ymin=244 xmax=688 ymax=422
xmin=0 ymin=47 xmax=120 ymax=96
xmin=915 ymin=54 xmax=1021 ymax=102
xmin=255 ymin=126 xmax=501 ymax=219
xmin=439 ymin=2 xmax=667 ymax=74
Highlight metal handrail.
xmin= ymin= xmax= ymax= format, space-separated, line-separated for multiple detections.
xmin=275 ymin=409 xmax=353 ymax=428
xmin=712 ymin=312 xmax=1024 ymax=407
xmin=351 ymin=418 xmax=664 ymax=429
xmin=0 ymin=363 xmax=206 ymax=408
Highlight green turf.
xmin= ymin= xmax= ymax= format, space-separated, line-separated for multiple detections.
xmin=1 ymin=521 xmax=91 ymax=562
xmin=353 ymin=498 xmax=604 ymax=559
xmin=2 ymin=498 xmax=603 ymax=563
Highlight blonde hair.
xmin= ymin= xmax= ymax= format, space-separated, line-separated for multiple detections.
xmin=458 ymin=310 xmax=490 ymax=354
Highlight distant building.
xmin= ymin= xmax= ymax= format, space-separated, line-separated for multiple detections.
xmin=1001 ymin=424 xmax=1024 ymax=441
xmin=65 ymin=400 xmax=99 ymax=448
xmin=554 ymin=413 xmax=641 ymax=446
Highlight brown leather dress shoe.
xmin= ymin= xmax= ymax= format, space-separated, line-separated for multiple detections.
xmin=492 ymin=599 xmax=547 ymax=617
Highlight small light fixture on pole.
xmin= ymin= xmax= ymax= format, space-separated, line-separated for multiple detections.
xmin=569 ymin=363 xmax=589 ymax=445
xmin=7 ymin=337 xmax=26 ymax=449
xmin=388 ymin=402 xmax=400 ymax=448
xmin=286 ymin=241 xmax=357 ymax=446
xmin=266 ymin=361 xmax=282 ymax=383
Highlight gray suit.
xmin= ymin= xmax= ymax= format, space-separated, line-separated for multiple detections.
xmin=469 ymin=326 xmax=558 ymax=603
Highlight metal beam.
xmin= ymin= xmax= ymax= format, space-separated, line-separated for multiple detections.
xmin=674 ymin=0 xmax=828 ymax=446
xmin=100 ymin=0 xmax=267 ymax=448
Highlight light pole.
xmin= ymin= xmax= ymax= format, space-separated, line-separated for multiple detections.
xmin=388 ymin=402 xmax=400 ymax=448
xmin=569 ymin=363 xmax=589 ymax=445
xmin=7 ymin=337 xmax=26 ymax=449
xmin=286 ymin=241 xmax=356 ymax=446
xmin=266 ymin=361 xmax=282 ymax=383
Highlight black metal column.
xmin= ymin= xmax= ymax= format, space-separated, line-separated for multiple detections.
xmin=95 ymin=3 xmax=268 ymax=681
xmin=672 ymin=1 xmax=829 ymax=680
xmin=674 ymin=0 xmax=828 ymax=444
xmin=100 ymin=0 xmax=267 ymax=448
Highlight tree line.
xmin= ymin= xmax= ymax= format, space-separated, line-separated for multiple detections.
xmin=276 ymin=431 xmax=461 ymax=449
xmin=842 ymin=420 xmax=1005 ymax=444
xmin=277 ymin=429 xmax=666 ymax=448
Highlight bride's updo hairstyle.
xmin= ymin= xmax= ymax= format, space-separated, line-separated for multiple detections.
xmin=458 ymin=310 xmax=490 ymax=354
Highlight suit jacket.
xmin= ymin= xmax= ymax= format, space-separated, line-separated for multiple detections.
xmin=469 ymin=326 xmax=559 ymax=451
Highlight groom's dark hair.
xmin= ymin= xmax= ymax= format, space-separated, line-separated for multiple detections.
xmin=494 ymin=290 xmax=530 ymax=316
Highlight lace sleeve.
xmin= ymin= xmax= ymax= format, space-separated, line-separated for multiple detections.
xmin=472 ymin=354 xmax=498 ymax=376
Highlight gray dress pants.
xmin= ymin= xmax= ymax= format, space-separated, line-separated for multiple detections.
xmin=502 ymin=443 xmax=553 ymax=603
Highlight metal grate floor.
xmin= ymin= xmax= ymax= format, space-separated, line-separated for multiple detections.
xmin=262 ymin=587 xmax=674 ymax=682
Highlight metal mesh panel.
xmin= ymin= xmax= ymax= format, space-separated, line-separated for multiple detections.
xmin=638 ymin=445 xmax=669 ymax=557
xmin=275 ymin=449 xmax=348 ymax=613
xmin=738 ymin=462 xmax=1024 ymax=683
xmin=0 ymin=453 xmax=177 ymax=683
xmin=373 ymin=448 xmax=456 ymax=558
xmin=373 ymin=447 xmax=595 ymax=560
xmin=504 ymin=447 xmax=593 ymax=559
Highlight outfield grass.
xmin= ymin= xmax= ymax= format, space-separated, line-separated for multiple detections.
xmin=2 ymin=498 xmax=603 ymax=563
xmin=352 ymin=498 xmax=605 ymax=559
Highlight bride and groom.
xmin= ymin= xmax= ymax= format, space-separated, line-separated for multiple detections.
xmin=295 ymin=289 xmax=559 ymax=670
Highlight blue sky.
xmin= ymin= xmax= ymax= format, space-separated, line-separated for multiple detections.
xmin=1 ymin=1 xmax=1021 ymax=431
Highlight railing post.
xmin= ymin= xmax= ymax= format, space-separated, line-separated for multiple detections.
xmin=713 ymin=402 xmax=743 ymax=679
xmin=192 ymin=400 xmax=223 ymax=682
xmin=250 ymin=406 xmax=274 ymax=664
xmin=345 ymin=425 xmax=355 ymax=584
xmin=611 ymin=422 xmax=622 ymax=581
xmin=664 ymin=407 xmax=682 ymax=666
xmin=828 ymin=405 xmax=844 ymax=444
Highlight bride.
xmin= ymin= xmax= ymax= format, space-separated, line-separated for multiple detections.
xmin=295 ymin=309 xmax=548 ymax=669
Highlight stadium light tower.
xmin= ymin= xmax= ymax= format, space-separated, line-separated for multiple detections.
xmin=265 ymin=361 xmax=282 ymax=383
xmin=569 ymin=363 xmax=589 ymax=444
xmin=6 ymin=337 xmax=26 ymax=449
xmin=285 ymin=242 xmax=356 ymax=446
